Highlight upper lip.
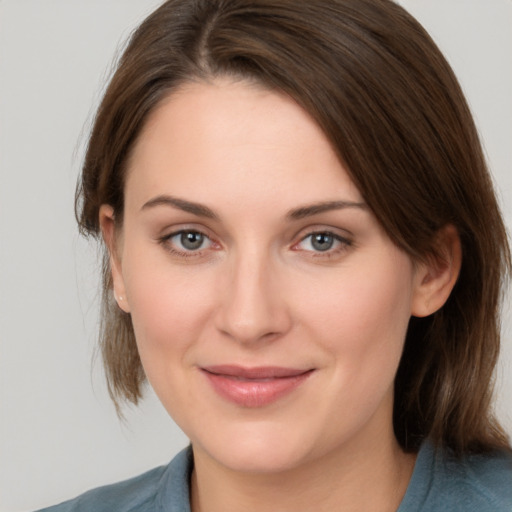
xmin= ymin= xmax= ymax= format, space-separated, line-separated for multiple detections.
xmin=201 ymin=365 xmax=313 ymax=379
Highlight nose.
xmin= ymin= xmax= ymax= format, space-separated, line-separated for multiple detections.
xmin=214 ymin=248 xmax=292 ymax=345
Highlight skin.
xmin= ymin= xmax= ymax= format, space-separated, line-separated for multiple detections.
xmin=101 ymin=78 xmax=461 ymax=512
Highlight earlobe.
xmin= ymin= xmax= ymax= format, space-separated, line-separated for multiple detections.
xmin=99 ymin=205 xmax=131 ymax=313
xmin=411 ymin=225 xmax=462 ymax=318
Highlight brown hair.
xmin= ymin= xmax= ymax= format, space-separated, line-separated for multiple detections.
xmin=77 ymin=0 xmax=510 ymax=454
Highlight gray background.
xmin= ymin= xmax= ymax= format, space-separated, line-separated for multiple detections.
xmin=1 ymin=1 xmax=511 ymax=511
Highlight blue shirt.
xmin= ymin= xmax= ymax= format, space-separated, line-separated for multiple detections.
xmin=36 ymin=441 xmax=512 ymax=511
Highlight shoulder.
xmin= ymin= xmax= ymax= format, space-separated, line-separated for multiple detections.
xmin=34 ymin=447 xmax=193 ymax=512
xmin=36 ymin=466 xmax=167 ymax=512
xmin=442 ymin=448 xmax=512 ymax=510
xmin=400 ymin=441 xmax=512 ymax=512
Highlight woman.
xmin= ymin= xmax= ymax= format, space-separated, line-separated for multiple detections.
xmin=38 ymin=0 xmax=511 ymax=510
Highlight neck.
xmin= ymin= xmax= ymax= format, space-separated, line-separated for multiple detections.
xmin=190 ymin=431 xmax=416 ymax=512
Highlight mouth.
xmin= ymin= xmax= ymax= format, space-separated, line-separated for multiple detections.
xmin=200 ymin=365 xmax=314 ymax=407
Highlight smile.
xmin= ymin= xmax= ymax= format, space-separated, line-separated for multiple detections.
xmin=200 ymin=365 xmax=314 ymax=408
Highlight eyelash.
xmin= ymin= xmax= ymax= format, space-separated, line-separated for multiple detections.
xmin=292 ymin=231 xmax=352 ymax=258
xmin=159 ymin=229 xmax=218 ymax=258
xmin=158 ymin=229 xmax=352 ymax=259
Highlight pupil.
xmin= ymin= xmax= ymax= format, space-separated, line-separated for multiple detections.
xmin=181 ymin=232 xmax=204 ymax=250
xmin=312 ymin=233 xmax=333 ymax=251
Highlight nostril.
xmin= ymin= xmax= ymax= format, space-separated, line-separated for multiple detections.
xmin=214 ymin=257 xmax=293 ymax=343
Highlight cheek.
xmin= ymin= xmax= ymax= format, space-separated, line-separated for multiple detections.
xmin=123 ymin=259 xmax=219 ymax=423
xmin=298 ymin=251 xmax=414 ymax=372
xmin=122 ymin=251 xmax=216 ymax=365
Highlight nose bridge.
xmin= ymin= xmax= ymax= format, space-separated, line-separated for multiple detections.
xmin=216 ymin=242 xmax=290 ymax=344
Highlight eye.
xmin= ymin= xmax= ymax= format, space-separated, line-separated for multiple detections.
xmin=308 ymin=233 xmax=336 ymax=252
xmin=161 ymin=229 xmax=215 ymax=255
xmin=294 ymin=231 xmax=351 ymax=255
xmin=176 ymin=231 xmax=208 ymax=251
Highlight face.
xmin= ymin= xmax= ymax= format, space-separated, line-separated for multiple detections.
xmin=104 ymin=79 xmax=428 ymax=474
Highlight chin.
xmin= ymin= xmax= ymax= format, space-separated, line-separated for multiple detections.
xmin=191 ymin=420 xmax=323 ymax=474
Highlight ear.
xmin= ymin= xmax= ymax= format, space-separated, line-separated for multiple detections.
xmin=411 ymin=225 xmax=462 ymax=318
xmin=99 ymin=205 xmax=130 ymax=313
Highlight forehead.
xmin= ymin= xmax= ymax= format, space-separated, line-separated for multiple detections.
xmin=124 ymin=78 xmax=363 ymax=213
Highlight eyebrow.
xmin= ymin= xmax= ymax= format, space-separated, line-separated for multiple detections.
xmin=286 ymin=200 xmax=367 ymax=220
xmin=141 ymin=195 xmax=218 ymax=219
xmin=141 ymin=195 xmax=366 ymax=221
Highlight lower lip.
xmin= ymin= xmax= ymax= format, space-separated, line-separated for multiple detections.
xmin=202 ymin=370 xmax=313 ymax=408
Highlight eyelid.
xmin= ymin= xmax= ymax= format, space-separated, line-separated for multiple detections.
xmin=169 ymin=230 xmax=212 ymax=250
xmin=291 ymin=227 xmax=353 ymax=256
xmin=156 ymin=223 xmax=353 ymax=259
xmin=157 ymin=223 xmax=216 ymax=242
xmin=157 ymin=225 xmax=222 ymax=258
xmin=292 ymin=224 xmax=353 ymax=243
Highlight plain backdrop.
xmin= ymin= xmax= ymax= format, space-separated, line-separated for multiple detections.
xmin=0 ymin=1 xmax=511 ymax=511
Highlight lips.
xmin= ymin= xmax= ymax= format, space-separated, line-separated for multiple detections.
xmin=201 ymin=365 xmax=313 ymax=408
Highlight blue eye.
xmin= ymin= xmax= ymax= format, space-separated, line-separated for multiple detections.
xmin=297 ymin=231 xmax=350 ymax=254
xmin=309 ymin=233 xmax=336 ymax=251
xmin=167 ymin=230 xmax=212 ymax=252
